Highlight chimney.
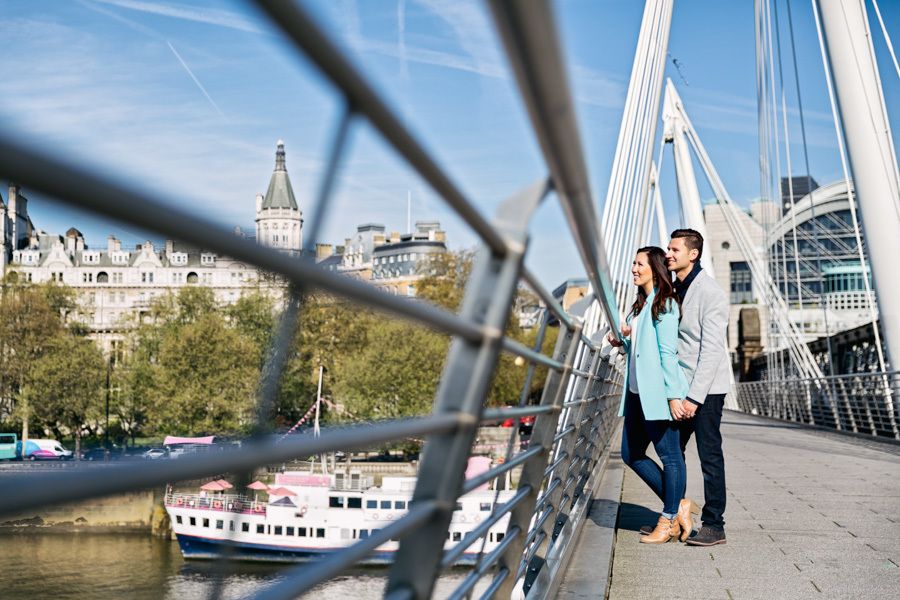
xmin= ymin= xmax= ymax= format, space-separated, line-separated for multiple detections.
xmin=390 ymin=231 xmax=400 ymax=243
xmin=316 ymin=243 xmax=333 ymax=261
xmin=165 ymin=239 xmax=174 ymax=256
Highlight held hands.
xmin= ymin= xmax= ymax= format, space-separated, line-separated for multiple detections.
xmin=669 ymin=399 xmax=698 ymax=421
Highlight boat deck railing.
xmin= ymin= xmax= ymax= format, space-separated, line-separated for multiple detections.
xmin=165 ymin=492 xmax=267 ymax=515
xmin=0 ymin=2 xmax=625 ymax=599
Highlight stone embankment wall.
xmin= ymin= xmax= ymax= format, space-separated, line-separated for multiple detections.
xmin=0 ymin=490 xmax=163 ymax=534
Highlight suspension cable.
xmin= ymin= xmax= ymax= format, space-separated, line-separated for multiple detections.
xmin=871 ymin=0 xmax=900 ymax=81
xmin=785 ymin=0 xmax=835 ymax=376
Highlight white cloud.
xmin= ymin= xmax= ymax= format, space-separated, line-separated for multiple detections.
xmin=89 ymin=0 xmax=263 ymax=33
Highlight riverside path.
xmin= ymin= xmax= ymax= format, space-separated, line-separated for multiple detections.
xmin=559 ymin=411 xmax=900 ymax=599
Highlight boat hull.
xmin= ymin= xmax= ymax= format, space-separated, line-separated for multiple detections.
xmin=175 ymin=533 xmax=484 ymax=565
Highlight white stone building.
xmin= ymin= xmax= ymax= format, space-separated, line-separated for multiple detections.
xmin=1 ymin=141 xmax=303 ymax=354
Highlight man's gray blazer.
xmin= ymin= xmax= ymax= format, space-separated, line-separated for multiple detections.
xmin=678 ymin=269 xmax=731 ymax=403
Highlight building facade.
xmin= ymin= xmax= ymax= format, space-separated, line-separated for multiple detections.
xmin=706 ymin=177 xmax=876 ymax=378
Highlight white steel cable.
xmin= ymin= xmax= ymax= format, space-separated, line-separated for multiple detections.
xmin=871 ymin=0 xmax=900 ymax=81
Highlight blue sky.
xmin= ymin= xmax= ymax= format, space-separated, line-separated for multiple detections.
xmin=0 ymin=0 xmax=897 ymax=291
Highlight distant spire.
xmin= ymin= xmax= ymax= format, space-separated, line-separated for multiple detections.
xmin=275 ymin=139 xmax=286 ymax=172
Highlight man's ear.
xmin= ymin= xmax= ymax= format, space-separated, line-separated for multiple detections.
xmin=689 ymin=248 xmax=700 ymax=262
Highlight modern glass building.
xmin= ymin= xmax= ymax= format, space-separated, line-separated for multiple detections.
xmin=766 ymin=180 xmax=870 ymax=308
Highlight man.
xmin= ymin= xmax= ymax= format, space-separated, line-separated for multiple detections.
xmin=666 ymin=228 xmax=731 ymax=546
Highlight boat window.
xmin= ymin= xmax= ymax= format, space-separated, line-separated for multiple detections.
xmin=489 ymin=533 xmax=493 ymax=542
xmin=287 ymin=527 xmax=295 ymax=536
xmin=380 ymin=500 xmax=391 ymax=509
xmin=202 ymin=518 xmax=210 ymax=528
xmin=242 ymin=523 xmax=249 ymax=533
xmin=366 ymin=500 xmax=377 ymax=509
xmin=274 ymin=526 xmax=283 ymax=535
xmin=347 ymin=497 xmax=362 ymax=509
xmin=329 ymin=496 xmax=345 ymax=508
xmin=229 ymin=521 xmax=234 ymax=532
xmin=359 ymin=529 xmax=369 ymax=539
xmin=496 ymin=532 xmax=505 ymax=542
xmin=480 ymin=503 xmax=492 ymax=512
xmin=393 ymin=501 xmax=406 ymax=510
xmin=215 ymin=520 xmax=224 ymax=530
xmin=256 ymin=524 xmax=264 ymax=534
xmin=316 ymin=528 xmax=325 ymax=538
xmin=452 ymin=532 xmax=462 ymax=542
xmin=341 ymin=528 xmax=351 ymax=540
xmin=298 ymin=528 xmax=307 ymax=537
xmin=189 ymin=517 xmax=196 ymax=526
xmin=455 ymin=502 xmax=463 ymax=511
xmin=176 ymin=515 xmax=183 ymax=524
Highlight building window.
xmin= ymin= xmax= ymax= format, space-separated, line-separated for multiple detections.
xmin=187 ymin=272 xmax=199 ymax=284
xmin=141 ymin=272 xmax=154 ymax=283
xmin=730 ymin=261 xmax=753 ymax=304
xmin=97 ymin=272 xmax=109 ymax=283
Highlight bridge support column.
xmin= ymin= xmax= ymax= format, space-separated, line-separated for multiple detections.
xmin=815 ymin=0 xmax=900 ymax=373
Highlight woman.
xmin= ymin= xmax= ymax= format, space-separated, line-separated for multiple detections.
xmin=608 ymin=246 xmax=698 ymax=543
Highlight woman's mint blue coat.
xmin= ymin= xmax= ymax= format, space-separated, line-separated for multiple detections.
xmin=617 ymin=291 xmax=689 ymax=421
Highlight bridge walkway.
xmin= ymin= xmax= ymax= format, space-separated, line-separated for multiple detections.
xmin=559 ymin=411 xmax=900 ymax=599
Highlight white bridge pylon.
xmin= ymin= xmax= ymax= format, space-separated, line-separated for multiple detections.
xmin=659 ymin=79 xmax=824 ymax=380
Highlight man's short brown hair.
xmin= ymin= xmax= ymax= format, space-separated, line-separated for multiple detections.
xmin=671 ymin=228 xmax=704 ymax=261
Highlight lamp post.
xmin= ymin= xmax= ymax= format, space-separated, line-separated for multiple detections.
xmin=105 ymin=356 xmax=112 ymax=451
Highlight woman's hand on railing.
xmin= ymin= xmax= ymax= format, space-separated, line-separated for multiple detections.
xmin=606 ymin=324 xmax=632 ymax=348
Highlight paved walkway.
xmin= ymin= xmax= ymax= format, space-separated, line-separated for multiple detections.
xmin=562 ymin=411 xmax=900 ymax=599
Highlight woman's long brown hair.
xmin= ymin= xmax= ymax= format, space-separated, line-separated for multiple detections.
xmin=630 ymin=246 xmax=679 ymax=322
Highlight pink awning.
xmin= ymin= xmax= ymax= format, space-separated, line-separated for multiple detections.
xmin=215 ymin=479 xmax=233 ymax=489
xmin=247 ymin=481 xmax=269 ymax=490
xmin=200 ymin=480 xmax=227 ymax=491
xmin=267 ymin=486 xmax=297 ymax=497
xmin=164 ymin=435 xmax=215 ymax=446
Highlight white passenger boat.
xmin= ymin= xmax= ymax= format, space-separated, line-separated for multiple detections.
xmin=164 ymin=471 xmax=513 ymax=564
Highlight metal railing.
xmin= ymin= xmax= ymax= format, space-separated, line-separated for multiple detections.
xmin=0 ymin=1 xmax=624 ymax=599
xmin=736 ymin=371 xmax=900 ymax=439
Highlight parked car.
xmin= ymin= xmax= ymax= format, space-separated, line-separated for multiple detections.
xmin=81 ymin=447 xmax=122 ymax=461
xmin=142 ymin=447 xmax=168 ymax=460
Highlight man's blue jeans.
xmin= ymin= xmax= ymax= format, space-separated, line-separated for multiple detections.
xmin=621 ymin=391 xmax=686 ymax=517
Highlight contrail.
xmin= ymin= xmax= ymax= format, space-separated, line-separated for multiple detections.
xmin=166 ymin=40 xmax=226 ymax=119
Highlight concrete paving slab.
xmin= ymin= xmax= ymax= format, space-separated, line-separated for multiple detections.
xmin=603 ymin=411 xmax=900 ymax=600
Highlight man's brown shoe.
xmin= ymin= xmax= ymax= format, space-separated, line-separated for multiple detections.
xmin=685 ymin=525 xmax=726 ymax=546
xmin=640 ymin=516 xmax=681 ymax=544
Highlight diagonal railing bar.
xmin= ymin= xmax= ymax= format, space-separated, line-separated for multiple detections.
xmin=250 ymin=0 xmax=509 ymax=257
xmin=440 ymin=486 xmax=532 ymax=569
xmin=501 ymin=337 xmax=566 ymax=371
xmin=245 ymin=500 xmax=440 ymax=600
xmin=0 ymin=135 xmax=485 ymax=344
xmin=445 ymin=527 xmax=522 ymax=600
xmin=488 ymin=0 xmax=621 ymax=336
xmin=522 ymin=267 xmax=576 ymax=331
xmin=0 ymin=414 xmax=465 ymax=516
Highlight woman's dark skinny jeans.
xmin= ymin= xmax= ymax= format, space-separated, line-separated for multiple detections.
xmin=621 ymin=391 xmax=686 ymax=517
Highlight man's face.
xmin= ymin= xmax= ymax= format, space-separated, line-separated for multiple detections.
xmin=666 ymin=237 xmax=697 ymax=272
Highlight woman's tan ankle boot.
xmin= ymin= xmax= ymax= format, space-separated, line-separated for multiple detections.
xmin=676 ymin=498 xmax=701 ymax=542
xmin=640 ymin=515 xmax=681 ymax=544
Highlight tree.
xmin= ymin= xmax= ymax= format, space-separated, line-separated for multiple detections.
xmin=24 ymin=333 xmax=105 ymax=459
xmin=0 ymin=283 xmax=73 ymax=442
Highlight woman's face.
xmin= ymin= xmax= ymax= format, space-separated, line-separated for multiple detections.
xmin=632 ymin=252 xmax=653 ymax=288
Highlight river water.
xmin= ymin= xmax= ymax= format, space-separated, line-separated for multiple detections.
xmin=0 ymin=534 xmax=487 ymax=599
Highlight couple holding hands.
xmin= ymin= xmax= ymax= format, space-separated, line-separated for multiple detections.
xmin=608 ymin=229 xmax=730 ymax=546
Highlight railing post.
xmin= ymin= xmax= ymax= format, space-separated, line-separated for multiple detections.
xmin=384 ymin=179 xmax=549 ymax=600
xmin=492 ymin=318 xmax=583 ymax=598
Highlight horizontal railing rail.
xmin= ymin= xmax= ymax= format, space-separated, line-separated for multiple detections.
xmin=0 ymin=1 xmax=626 ymax=599
xmin=735 ymin=371 xmax=900 ymax=439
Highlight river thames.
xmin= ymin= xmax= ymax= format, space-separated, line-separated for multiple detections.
xmin=1 ymin=534 xmax=488 ymax=599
